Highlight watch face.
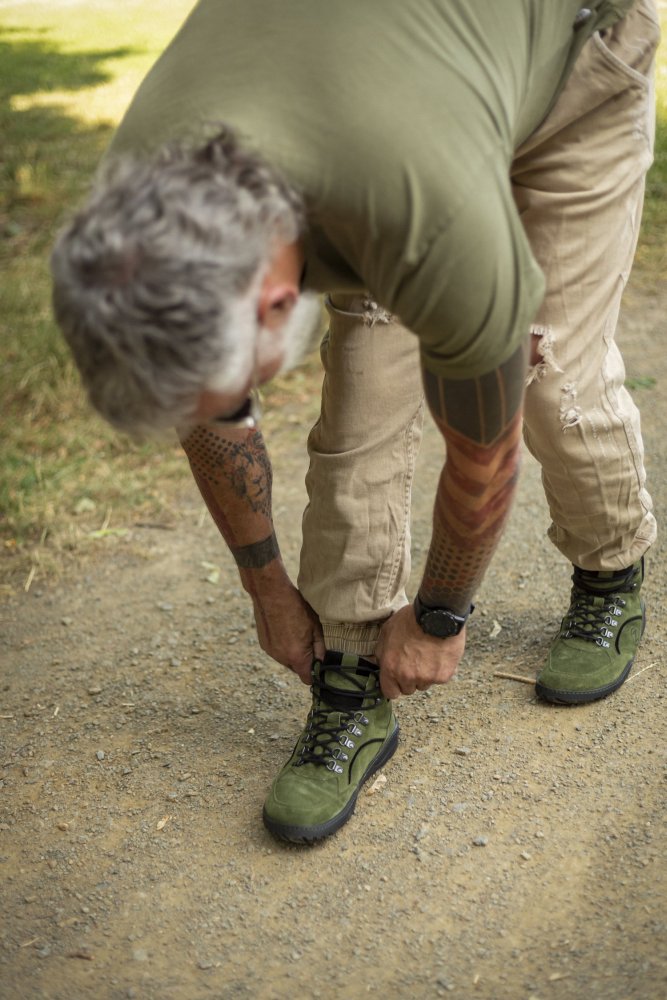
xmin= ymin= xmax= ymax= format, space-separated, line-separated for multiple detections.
xmin=421 ymin=609 xmax=459 ymax=638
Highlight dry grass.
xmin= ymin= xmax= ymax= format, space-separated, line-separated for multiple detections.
xmin=1 ymin=1 xmax=665 ymax=591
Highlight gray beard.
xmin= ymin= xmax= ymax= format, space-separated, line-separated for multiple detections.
xmin=276 ymin=292 xmax=325 ymax=374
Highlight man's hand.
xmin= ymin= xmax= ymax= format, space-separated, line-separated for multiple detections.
xmin=375 ymin=604 xmax=466 ymax=699
xmin=250 ymin=577 xmax=325 ymax=685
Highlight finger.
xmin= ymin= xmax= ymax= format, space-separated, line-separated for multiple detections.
xmin=290 ymin=660 xmax=312 ymax=685
xmin=379 ymin=672 xmax=402 ymax=700
xmin=313 ymin=631 xmax=326 ymax=663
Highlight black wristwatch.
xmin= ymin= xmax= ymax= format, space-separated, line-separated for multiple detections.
xmin=413 ymin=593 xmax=474 ymax=638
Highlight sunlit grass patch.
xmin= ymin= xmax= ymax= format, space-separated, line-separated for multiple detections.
xmin=0 ymin=1 xmax=665 ymax=589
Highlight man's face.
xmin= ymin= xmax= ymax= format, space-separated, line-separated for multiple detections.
xmin=193 ymin=292 xmax=323 ymax=424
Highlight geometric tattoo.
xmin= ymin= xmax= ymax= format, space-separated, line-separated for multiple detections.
xmin=421 ymin=341 xmax=527 ymax=446
xmin=418 ymin=341 xmax=527 ymax=613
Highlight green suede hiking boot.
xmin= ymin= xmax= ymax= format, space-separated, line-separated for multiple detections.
xmin=262 ymin=652 xmax=398 ymax=843
xmin=536 ymin=559 xmax=646 ymax=705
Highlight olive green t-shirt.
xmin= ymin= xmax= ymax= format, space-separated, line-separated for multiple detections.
xmin=109 ymin=0 xmax=633 ymax=378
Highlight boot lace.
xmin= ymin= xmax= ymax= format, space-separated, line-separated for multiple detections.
xmin=296 ymin=663 xmax=381 ymax=773
xmin=562 ymin=589 xmax=626 ymax=649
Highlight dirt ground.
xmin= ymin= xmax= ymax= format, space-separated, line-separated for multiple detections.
xmin=1 ymin=283 xmax=665 ymax=1000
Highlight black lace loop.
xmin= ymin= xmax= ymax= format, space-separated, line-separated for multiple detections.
xmin=563 ymin=590 xmax=626 ymax=644
xmin=295 ymin=662 xmax=380 ymax=768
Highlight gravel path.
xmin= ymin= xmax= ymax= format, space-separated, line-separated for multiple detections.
xmin=1 ymin=286 xmax=665 ymax=999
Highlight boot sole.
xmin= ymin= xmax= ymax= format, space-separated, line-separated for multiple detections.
xmin=262 ymin=724 xmax=399 ymax=844
xmin=535 ymin=658 xmax=635 ymax=705
xmin=536 ymin=602 xmax=645 ymax=705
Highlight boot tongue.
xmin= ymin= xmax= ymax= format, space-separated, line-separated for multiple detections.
xmin=316 ymin=653 xmax=376 ymax=712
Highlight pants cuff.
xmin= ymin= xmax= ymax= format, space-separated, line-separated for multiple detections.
xmin=321 ymin=620 xmax=387 ymax=657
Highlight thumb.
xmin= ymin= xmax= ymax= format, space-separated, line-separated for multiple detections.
xmin=313 ymin=627 xmax=326 ymax=663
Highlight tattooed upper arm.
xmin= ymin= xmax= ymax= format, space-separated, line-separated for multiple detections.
xmin=421 ymin=340 xmax=528 ymax=445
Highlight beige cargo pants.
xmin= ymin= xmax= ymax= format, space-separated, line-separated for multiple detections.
xmin=298 ymin=0 xmax=660 ymax=655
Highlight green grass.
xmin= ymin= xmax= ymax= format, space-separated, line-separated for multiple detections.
xmin=1 ymin=1 xmax=665 ymax=587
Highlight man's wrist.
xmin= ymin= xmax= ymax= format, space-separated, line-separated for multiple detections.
xmin=230 ymin=530 xmax=280 ymax=569
xmin=413 ymin=593 xmax=474 ymax=638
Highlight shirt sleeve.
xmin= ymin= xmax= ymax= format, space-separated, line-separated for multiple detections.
xmin=391 ymin=159 xmax=545 ymax=380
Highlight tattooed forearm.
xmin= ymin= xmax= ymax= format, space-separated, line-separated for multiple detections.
xmin=230 ymin=531 xmax=281 ymax=569
xmin=182 ymin=425 xmax=273 ymax=519
xmin=421 ymin=416 xmax=522 ymax=610
xmin=180 ymin=424 xmax=279 ymax=560
xmin=419 ymin=342 xmax=527 ymax=612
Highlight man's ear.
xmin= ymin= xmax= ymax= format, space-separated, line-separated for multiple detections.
xmin=258 ymin=283 xmax=298 ymax=331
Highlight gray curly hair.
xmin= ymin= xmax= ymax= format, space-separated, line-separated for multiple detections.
xmin=50 ymin=130 xmax=304 ymax=434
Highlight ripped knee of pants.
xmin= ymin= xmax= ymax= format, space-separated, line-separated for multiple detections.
xmin=559 ymin=382 xmax=583 ymax=430
xmin=526 ymin=324 xmax=563 ymax=385
xmin=526 ymin=327 xmax=583 ymax=431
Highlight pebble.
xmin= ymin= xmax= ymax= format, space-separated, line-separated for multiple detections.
xmin=87 ymin=686 xmax=102 ymax=696
xmin=96 ymin=751 xmax=105 ymax=761
xmin=454 ymin=747 xmax=471 ymax=756
xmin=157 ymin=602 xmax=173 ymax=612
xmin=473 ymin=836 xmax=489 ymax=847
xmin=132 ymin=949 xmax=148 ymax=962
xmin=61 ymin=617 xmax=73 ymax=627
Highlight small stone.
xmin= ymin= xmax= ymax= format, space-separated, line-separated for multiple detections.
xmin=157 ymin=602 xmax=173 ymax=612
xmin=87 ymin=686 xmax=102 ymax=696
xmin=61 ymin=617 xmax=73 ymax=627
xmin=132 ymin=949 xmax=148 ymax=962
xmin=473 ymin=836 xmax=489 ymax=847
xmin=96 ymin=751 xmax=105 ymax=761
xmin=198 ymin=960 xmax=213 ymax=970
xmin=520 ymin=850 xmax=532 ymax=861
xmin=454 ymin=747 xmax=471 ymax=756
